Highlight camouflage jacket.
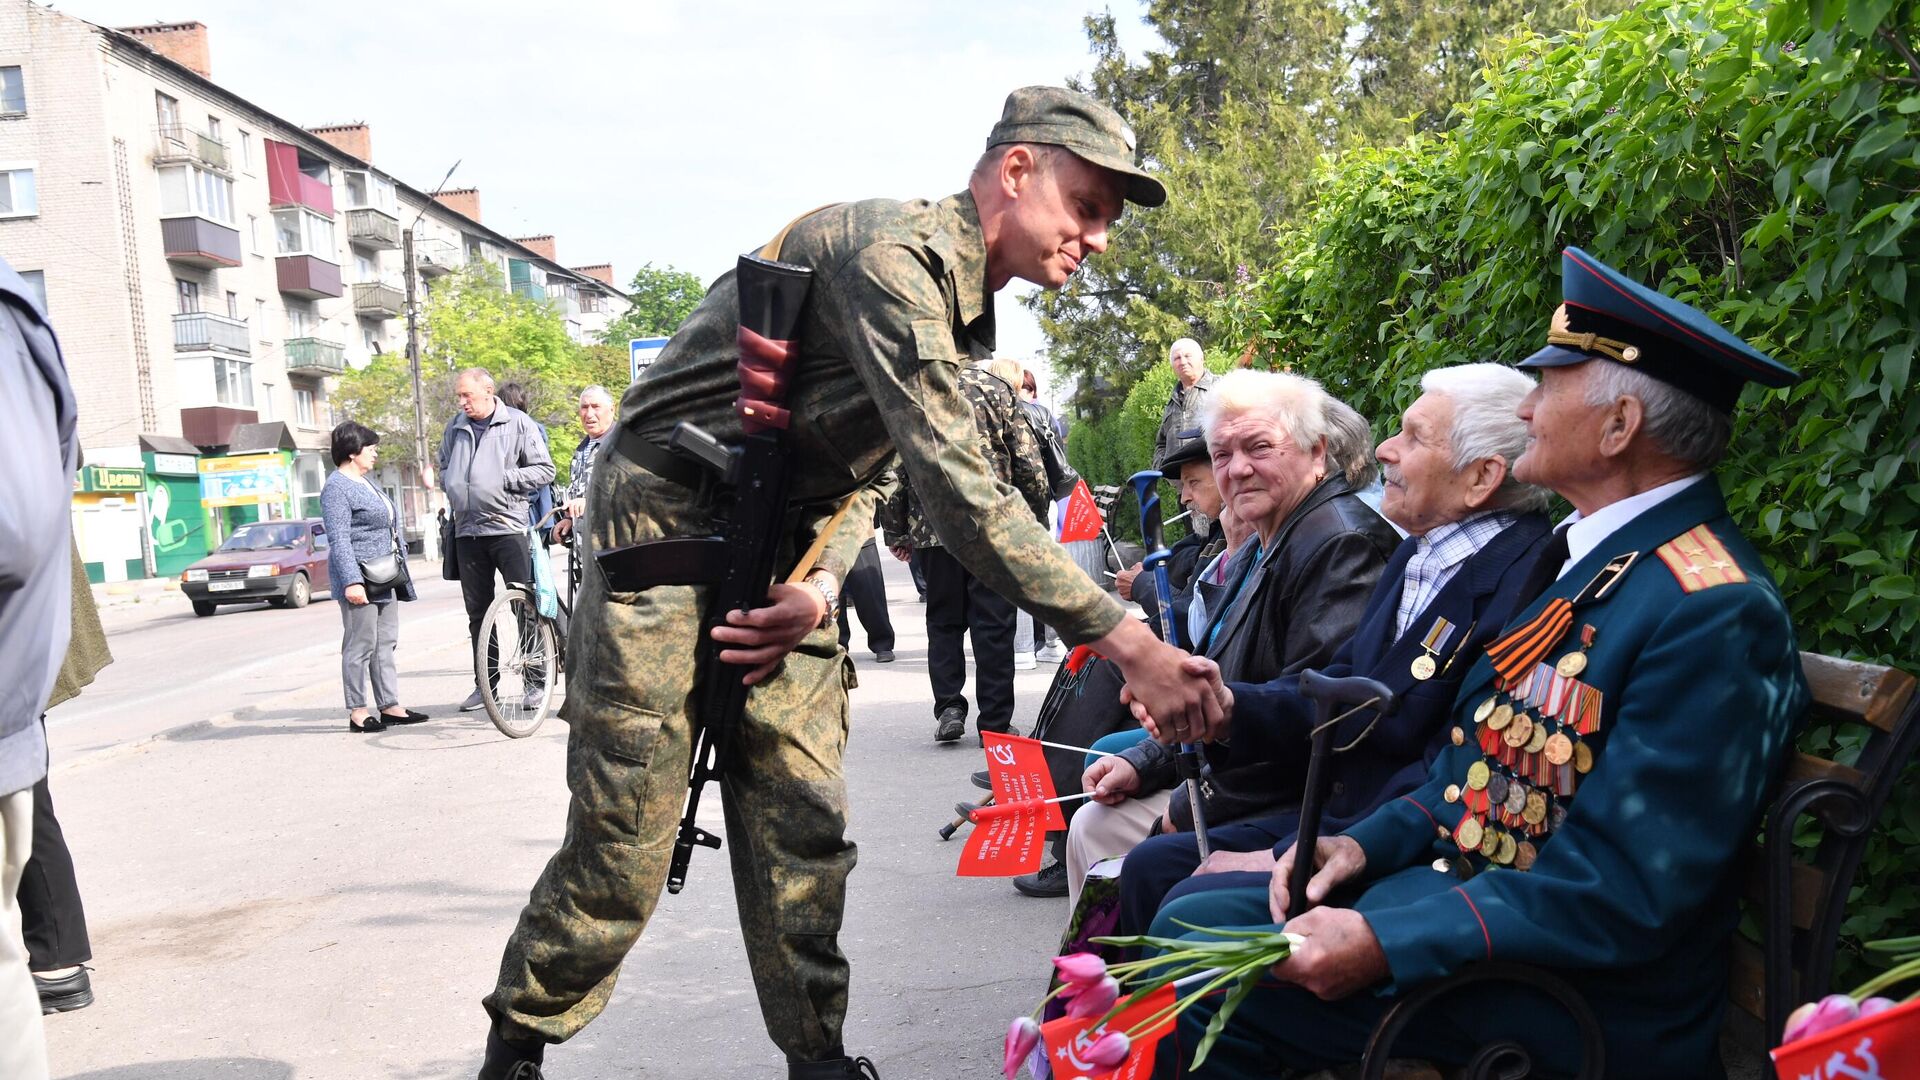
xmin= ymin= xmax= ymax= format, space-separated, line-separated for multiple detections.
xmin=618 ymin=192 xmax=1123 ymax=643
xmin=879 ymin=366 xmax=1050 ymax=550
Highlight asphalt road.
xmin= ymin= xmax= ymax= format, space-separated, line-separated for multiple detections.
xmin=41 ymin=550 xmax=1079 ymax=1080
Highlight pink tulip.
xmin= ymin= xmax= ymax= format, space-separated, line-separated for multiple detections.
xmin=1053 ymin=953 xmax=1108 ymax=988
xmin=1003 ymin=1016 xmax=1041 ymax=1080
xmin=1084 ymin=1030 xmax=1132 ymax=1070
xmin=1860 ymin=996 xmax=1897 ymax=1018
xmin=1783 ymin=993 xmax=1860 ymax=1044
xmin=1782 ymin=1000 xmax=1819 ymax=1044
xmin=1066 ymin=976 xmax=1121 ymax=1019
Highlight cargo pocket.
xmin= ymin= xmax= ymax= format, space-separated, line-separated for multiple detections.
xmin=565 ymin=686 xmax=667 ymax=847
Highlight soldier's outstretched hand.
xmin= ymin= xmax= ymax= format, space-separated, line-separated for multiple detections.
xmin=1095 ymin=619 xmax=1223 ymax=743
xmin=711 ymin=582 xmax=829 ymax=686
xmin=1120 ymin=653 xmax=1233 ymax=743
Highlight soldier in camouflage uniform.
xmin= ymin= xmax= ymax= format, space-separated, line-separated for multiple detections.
xmin=478 ymin=87 xmax=1218 ymax=1080
xmin=880 ymin=361 xmax=1051 ymax=742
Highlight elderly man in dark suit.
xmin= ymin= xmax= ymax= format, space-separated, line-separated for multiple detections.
xmin=1147 ymin=249 xmax=1807 ymax=1080
xmin=1117 ymin=362 xmax=1555 ymax=937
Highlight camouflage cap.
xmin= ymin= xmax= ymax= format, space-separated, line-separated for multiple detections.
xmin=986 ymin=86 xmax=1167 ymax=208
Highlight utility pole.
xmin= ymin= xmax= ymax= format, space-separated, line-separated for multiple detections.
xmin=404 ymin=225 xmax=433 ymax=561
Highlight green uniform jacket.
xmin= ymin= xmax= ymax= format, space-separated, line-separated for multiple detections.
xmin=1342 ymin=477 xmax=1807 ymax=1077
xmin=626 ymin=192 xmax=1122 ymax=644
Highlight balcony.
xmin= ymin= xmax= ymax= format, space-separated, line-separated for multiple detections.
xmin=510 ymin=280 xmax=545 ymax=302
xmin=413 ymin=238 xmax=459 ymax=276
xmin=345 ymin=207 xmax=400 ymax=250
xmin=154 ymin=125 xmax=230 ymax=173
xmin=284 ymin=337 xmax=346 ymax=376
xmin=173 ymin=311 xmax=250 ymax=356
xmin=276 ymin=255 xmax=343 ymax=300
xmin=264 ymin=140 xmax=334 ymax=215
xmin=352 ymin=281 xmax=404 ymax=319
xmin=161 ymin=216 xmax=243 ymax=268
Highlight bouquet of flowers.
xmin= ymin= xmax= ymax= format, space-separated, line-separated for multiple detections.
xmin=1773 ymin=934 xmax=1920 ymax=1078
xmin=1003 ymin=925 xmax=1303 ymax=1079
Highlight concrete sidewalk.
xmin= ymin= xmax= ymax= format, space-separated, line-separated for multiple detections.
xmin=42 ymin=559 xmax=1083 ymax=1080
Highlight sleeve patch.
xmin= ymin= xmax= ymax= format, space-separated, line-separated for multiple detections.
xmin=1655 ymin=525 xmax=1749 ymax=593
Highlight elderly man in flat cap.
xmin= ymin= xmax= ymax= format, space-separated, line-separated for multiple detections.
xmin=475 ymin=87 xmax=1221 ymax=1080
xmin=1145 ymin=248 xmax=1809 ymax=1080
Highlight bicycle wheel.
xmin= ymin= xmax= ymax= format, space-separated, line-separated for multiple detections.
xmin=476 ymin=586 xmax=558 ymax=738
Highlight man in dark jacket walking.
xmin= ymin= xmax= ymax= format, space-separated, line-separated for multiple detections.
xmin=437 ymin=367 xmax=556 ymax=712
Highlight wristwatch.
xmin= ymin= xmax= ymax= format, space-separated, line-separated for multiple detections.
xmin=805 ymin=571 xmax=839 ymax=629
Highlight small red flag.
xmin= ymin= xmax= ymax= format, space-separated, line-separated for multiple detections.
xmin=957 ymin=799 xmax=1048 ymax=877
xmin=1040 ymin=984 xmax=1178 ymax=1079
xmin=1058 ymin=479 xmax=1104 ymax=543
xmin=981 ymin=733 xmax=1067 ymax=830
xmin=1772 ymin=995 xmax=1920 ymax=1079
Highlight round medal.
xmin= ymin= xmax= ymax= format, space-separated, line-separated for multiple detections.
xmin=1496 ymin=832 xmax=1518 ymax=865
xmin=1410 ymin=653 xmax=1438 ymax=681
xmin=1444 ymin=784 xmax=1462 ymax=804
xmin=1555 ymin=650 xmax=1588 ymax=678
xmin=1488 ymin=704 xmax=1514 ymax=731
xmin=1451 ymin=726 xmax=1466 ymax=747
xmin=1456 ymin=816 xmax=1484 ymax=852
xmin=1474 ymin=696 xmax=1498 ymax=724
xmin=1515 ymin=841 xmax=1538 ymax=871
xmin=1544 ymin=732 xmax=1574 ymax=766
xmin=1486 ymin=774 xmax=1509 ymax=804
xmin=1504 ymin=784 xmax=1527 ymax=815
xmin=1503 ymin=712 xmax=1533 ymax=748
xmin=1573 ymin=740 xmax=1595 ymax=774
xmin=1478 ymin=828 xmax=1500 ymax=858
xmin=1525 ymin=724 xmax=1549 ymax=755
xmin=1523 ymin=790 xmax=1548 ymax=825
xmin=1466 ymin=761 xmax=1491 ymax=791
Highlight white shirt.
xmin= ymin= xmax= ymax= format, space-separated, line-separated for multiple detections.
xmin=1393 ymin=509 xmax=1517 ymax=639
xmin=1554 ymin=473 xmax=1707 ymax=579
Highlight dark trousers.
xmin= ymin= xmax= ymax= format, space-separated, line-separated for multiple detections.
xmin=1117 ymin=813 xmax=1300 ymax=937
xmin=836 ymin=539 xmax=895 ymax=655
xmin=20 ymin=764 xmax=90 ymax=970
xmin=907 ymin=548 xmax=928 ymax=600
xmin=457 ymin=532 xmax=533 ymax=687
xmin=922 ymin=545 xmax=1016 ymax=732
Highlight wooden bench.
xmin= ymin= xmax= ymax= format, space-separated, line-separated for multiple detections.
xmin=1349 ymin=651 xmax=1920 ymax=1079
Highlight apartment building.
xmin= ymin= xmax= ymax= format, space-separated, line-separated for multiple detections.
xmin=0 ymin=3 xmax=631 ymax=581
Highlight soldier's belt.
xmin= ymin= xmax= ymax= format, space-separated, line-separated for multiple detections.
xmin=611 ymin=424 xmax=707 ymax=489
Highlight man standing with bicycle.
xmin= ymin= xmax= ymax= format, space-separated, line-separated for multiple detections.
xmin=437 ymin=367 xmax=555 ymax=714
xmin=477 ymin=87 xmax=1222 ymax=1080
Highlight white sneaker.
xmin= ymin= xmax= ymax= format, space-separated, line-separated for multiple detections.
xmin=1035 ymin=643 xmax=1066 ymax=664
xmin=1014 ymin=651 xmax=1037 ymax=670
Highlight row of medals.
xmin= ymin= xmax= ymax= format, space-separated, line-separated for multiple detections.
xmin=1438 ymin=647 xmax=1599 ymax=872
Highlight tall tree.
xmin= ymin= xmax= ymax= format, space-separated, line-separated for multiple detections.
xmin=1036 ymin=0 xmax=1627 ymax=410
xmin=597 ymin=262 xmax=708 ymax=346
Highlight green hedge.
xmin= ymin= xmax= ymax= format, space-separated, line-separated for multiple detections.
xmin=1212 ymin=0 xmax=1919 ymax=981
xmin=1066 ymin=355 xmax=1238 ymax=544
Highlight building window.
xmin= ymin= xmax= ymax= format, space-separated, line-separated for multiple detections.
xmin=294 ymin=386 xmax=316 ymax=426
xmin=362 ymin=326 xmax=379 ymax=353
xmin=18 ymin=269 xmax=44 ymax=311
xmin=579 ymin=291 xmax=603 ymax=314
xmin=0 ymin=67 xmax=23 ymax=115
xmin=239 ymin=130 xmax=251 ymax=169
xmin=226 ymin=290 xmax=240 ymax=318
xmin=0 ymin=166 xmax=37 ymax=218
xmin=213 ymin=356 xmax=254 ymax=406
xmin=157 ymin=164 xmax=234 ymax=225
xmin=287 ymin=301 xmax=315 ymax=338
xmin=272 ymin=207 xmax=337 ymax=260
xmin=176 ymin=278 xmax=200 ymax=314
xmin=206 ymin=115 xmax=221 ymax=142
xmin=155 ymin=91 xmax=179 ymax=128
xmin=340 ymin=169 xmax=396 ymax=214
xmin=247 ymin=214 xmax=261 ymax=254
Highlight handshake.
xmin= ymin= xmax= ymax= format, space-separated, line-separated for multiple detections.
xmin=1088 ymin=617 xmax=1236 ymax=744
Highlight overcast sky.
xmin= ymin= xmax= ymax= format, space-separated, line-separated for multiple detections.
xmin=64 ymin=0 xmax=1160 ymax=394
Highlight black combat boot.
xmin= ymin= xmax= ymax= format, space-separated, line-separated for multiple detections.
xmin=788 ymin=1055 xmax=880 ymax=1079
xmin=477 ymin=1024 xmax=546 ymax=1080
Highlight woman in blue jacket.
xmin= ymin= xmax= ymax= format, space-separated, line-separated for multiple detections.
xmin=321 ymin=421 xmax=423 ymax=732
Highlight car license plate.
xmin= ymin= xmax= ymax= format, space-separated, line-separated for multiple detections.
xmin=208 ymin=581 xmax=245 ymax=592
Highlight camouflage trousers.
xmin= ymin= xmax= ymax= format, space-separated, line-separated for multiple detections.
xmin=484 ymin=452 xmax=857 ymax=1063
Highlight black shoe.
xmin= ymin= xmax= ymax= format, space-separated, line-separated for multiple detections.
xmin=349 ymin=714 xmax=386 ymax=733
xmin=381 ymin=708 xmax=430 ymax=725
xmin=478 ymin=1026 xmax=546 ymax=1080
xmin=970 ymin=769 xmax=991 ymax=790
xmin=789 ymin=1056 xmax=879 ymax=1079
xmin=1013 ymin=861 xmax=1069 ymax=898
xmin=934 ymin=706 xmax=965 ymax=743
xmin=34 ymin=966 xmax=92 ymax=1013
xmin=874 ymin=649 xmax=895 ymax=663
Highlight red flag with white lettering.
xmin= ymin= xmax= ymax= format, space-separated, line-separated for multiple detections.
xmin=1772 ymin=995 xmax=1920 ymax=1079
xmin=1058 ymin=479 xmax=1104 ymax=542
xmin=1040 ymin=984 xmax=1178 ymax=1079
xmin=957 ymin=799 xmax=1048 ymax=876
xmin=981 ymin=733 xmax=1067 ymax=830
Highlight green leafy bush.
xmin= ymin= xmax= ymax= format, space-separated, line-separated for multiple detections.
xmin=1214 ymin=0 xmax=1920 ymax=982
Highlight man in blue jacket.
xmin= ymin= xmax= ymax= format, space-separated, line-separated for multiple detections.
xmin=1117 ymin=363 xmax=1555 ymax=938
xmin=1145 ymin=248 xmax=1808 ymax=1080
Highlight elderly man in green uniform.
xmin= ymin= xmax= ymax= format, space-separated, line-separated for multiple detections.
xmin=1139 ymin=248 xmax=1808 ymax=1080
xmin=478 ymin=87 xmax=1217 ymax=1080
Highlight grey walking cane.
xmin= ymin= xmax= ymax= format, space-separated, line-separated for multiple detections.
xmin=1129 ymin=469 xmax=1210 ymax=861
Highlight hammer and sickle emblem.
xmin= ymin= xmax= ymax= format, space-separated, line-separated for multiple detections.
xmin=988 ymin=745 xmax=1017 ymax=767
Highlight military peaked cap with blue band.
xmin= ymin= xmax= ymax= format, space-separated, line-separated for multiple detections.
xmin=1519 ymin=247 xmax=1800 ymax=412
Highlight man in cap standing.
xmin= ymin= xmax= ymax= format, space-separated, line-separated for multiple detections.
xmin=478 ymin=87 xmax=1218 ymax=1080
xmin=1143 ymin=248 xmax=1808 ymax=1080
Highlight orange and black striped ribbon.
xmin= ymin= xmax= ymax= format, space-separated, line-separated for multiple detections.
xmin=1484 ymin=597 xmax=1574 ymax=686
